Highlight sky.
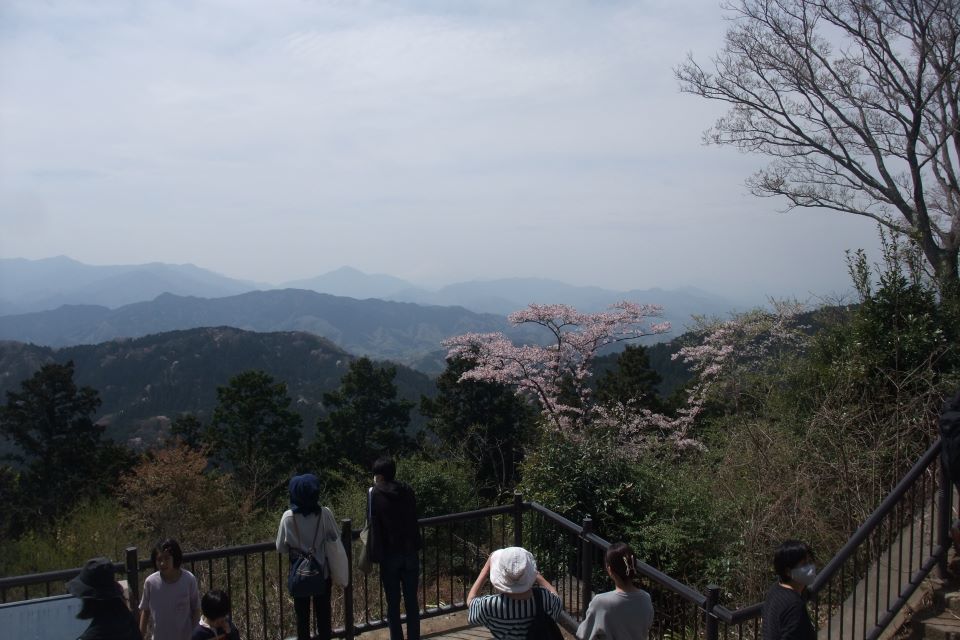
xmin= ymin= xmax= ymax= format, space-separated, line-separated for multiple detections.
xmin=0 ymin=0 xmax=883 ymax=304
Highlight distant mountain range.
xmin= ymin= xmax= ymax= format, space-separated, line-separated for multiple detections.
xmin=0 ymin=256 xmax=265 ymax=315
xmin=0 ymin=289 xmax=546 ymax=371
xmin=0 ymin=258 xmax=742 ymax=345
xmin=0 ymin=327 xmax=435 ymax=448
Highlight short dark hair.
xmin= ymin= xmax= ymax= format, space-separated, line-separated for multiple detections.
xmin=773 ymin=540 xmax=814 ymax=583
xmin=605 ymin=542 xmax=638 ymax=583
xmin=372 ymin=457 xmax=396 ymax=482
xmin=201 ymin=590 xmax=232 ymax=620
xmin=151 ymin=538 xmax=183 ymax=569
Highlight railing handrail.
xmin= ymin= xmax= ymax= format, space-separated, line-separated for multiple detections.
xmin=0 ymin=563 xmax=121 ymax=590
xmin=2 ymin=437 xmax=949 ymax=640
xmin=809 ymin=438 xmax=942 ymax=594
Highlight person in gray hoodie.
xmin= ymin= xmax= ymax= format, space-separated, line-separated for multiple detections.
xmin=370 ymin=456 xmax=421 ymax=640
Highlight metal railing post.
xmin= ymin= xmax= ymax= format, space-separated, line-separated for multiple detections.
xmin=938 ymin=455 xmax=953 ymax=579
xmin=125 ymin=547 xmax=139 ymax=612
xmin=342 ymin=519 xmax=355 ymax=640
xmin=580 ymin=517 xmax=593 ymax=615
xmin=705 ymin=584 xmax=720 ymax=640
xmin=513 ymin=492 xmax=524 ymax=547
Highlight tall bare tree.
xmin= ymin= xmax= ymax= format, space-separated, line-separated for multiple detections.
xmin=677 ymin=0 xmax=960 ymax=285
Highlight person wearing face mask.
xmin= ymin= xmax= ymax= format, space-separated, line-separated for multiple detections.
xmin=761 ymin=540 xmax=817 ymax=640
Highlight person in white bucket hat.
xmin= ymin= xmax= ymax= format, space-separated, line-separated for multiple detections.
xmin=467 ymin=547 xmax=563 ymax=640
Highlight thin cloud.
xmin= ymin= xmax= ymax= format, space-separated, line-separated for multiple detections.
xmin=0 ymin=0 xmax=881 ymax=302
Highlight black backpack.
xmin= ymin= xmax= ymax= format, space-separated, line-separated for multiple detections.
xmin=526 ymin=588 xmax=563 ymax=640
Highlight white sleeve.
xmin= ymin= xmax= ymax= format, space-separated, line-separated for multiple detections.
xmin=323 ymin=507 xmax=349 ymax=586
xmin=276 ymin=512 xmax=290 ymax=553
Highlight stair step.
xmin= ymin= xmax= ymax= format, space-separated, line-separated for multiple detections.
xmin=945 ymin=592 xmax=960 ymax=616
xmin=920 ymin=613 xmax=960 ymax=640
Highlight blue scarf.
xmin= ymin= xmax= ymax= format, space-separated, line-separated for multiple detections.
xmin=288 ymin=474 xmax=321 ymax=515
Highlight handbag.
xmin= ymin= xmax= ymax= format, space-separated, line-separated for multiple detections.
xmin=287 ymin=513 xmax=329 ymax=597
xmin=358 ymin=487 xmax=374 ymax=574
xmin=526 ymin=588 xmax=563 ymax=640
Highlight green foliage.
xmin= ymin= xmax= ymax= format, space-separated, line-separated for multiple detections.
xmin=312 ymin=357 xmax=414 ymax=469
xmin=169 ymin=413 xmax=204 ymax=448
xmin=519 ymin=427 xmax=732 ymax=585
xmin=207 ymin=370 xmax=303 ymax=504
xmin=827 ymin=239 xmax=952 ymax=386
xmin=420 ymin=356 xmax=538 ymax=498
xmin=0 ymin=361 xmax=133 ymax=532
xmin=0 ymin=497 xmax=132 ymax=576
xmin=594 ymin=345 xmax=664 ymax=412
xmin=397 ymin=454 xmax=477 ymax=517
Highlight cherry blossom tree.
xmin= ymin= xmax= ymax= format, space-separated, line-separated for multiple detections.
xmin=443 ymin=302 xmax=671 ymax=431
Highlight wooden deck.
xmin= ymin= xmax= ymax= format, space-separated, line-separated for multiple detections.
xmin=424 ymin=624 xmax=492 ymax=640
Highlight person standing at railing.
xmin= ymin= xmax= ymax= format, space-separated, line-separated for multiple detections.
xmin=67 ymin=556 xmax=143 ymax=640
xmin=575 ymin=543 xmax=653 ymax=640
xmin=467 ymin=547 xmax=563 ymax=640
xmin=369 ymin=456 xmax=422 ymax=640
xmin=139 ymin=539 xmax=201 ymax=640
xmin=276 ymin=473 xmax=349 ymax=640
xmin=761 ymin=540 xmax=816 ymax=640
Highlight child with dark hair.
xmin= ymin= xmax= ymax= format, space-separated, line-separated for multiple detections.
xmin=576 ymin=543 xmax=653 ymax=640
xmin=191 ymin=590 xmax=240 ymax=640
xmin=139 ymin=539 xmax=201 ymax=640
xmin=761 ymin=540 xmax=816 ymax=640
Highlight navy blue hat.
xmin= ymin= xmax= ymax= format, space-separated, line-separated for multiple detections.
xmin=289 ymin=473 xmax=321 ymax=515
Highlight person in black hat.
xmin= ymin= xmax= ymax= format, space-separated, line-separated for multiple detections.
xmin=67 ymin=557 xmax=143 ymax=640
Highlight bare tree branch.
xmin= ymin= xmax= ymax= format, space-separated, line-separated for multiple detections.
xmin=677 ymin=0 xmax=960 ymax=283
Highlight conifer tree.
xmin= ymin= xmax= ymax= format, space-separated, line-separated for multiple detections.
xmin=313 ymin=357 xmax=414 ymax=469
xmin=207 ymin=370 xmax=303 ymax=503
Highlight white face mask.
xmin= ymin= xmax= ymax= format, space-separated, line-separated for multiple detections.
xmin=789 ymin=563 xmax=816 ymax=586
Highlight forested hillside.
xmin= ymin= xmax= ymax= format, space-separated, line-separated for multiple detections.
xmin=0 ymin=327 xmax=435 ymax=447
xmin=0 ymin=289 xmax=545 ymax=371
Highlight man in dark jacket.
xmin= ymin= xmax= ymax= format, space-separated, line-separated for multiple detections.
xmin=370 ymin=456 xmax=421 ymax=640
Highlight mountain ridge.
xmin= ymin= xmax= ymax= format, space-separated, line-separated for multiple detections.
xmin=0 ymin=257 xmax=744 ymax=323
xmin=0 ymin=289 xmax=541 ymax=370
xmin=0 ymin=327 xmax=434 ymax=449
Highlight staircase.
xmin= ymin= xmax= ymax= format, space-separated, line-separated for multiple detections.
xmin=903 ymin=581 xmax=960 ymax=639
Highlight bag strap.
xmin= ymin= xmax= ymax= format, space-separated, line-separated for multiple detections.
xmin=290 ymin=512 xmax=324 ymax=555
xmin=532 ymin=588 xmax=547 ymax=620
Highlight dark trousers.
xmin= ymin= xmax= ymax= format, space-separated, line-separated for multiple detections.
xmin=293 ymin=587 xmax=331 ymax=640
xmin=380 ymin=552 xmax=420 ymax=640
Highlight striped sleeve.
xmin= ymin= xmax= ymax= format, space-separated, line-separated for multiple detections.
xmin=543 ymin=590 xmax=563 ymax=620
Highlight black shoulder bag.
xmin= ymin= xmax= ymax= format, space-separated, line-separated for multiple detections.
xmin=526 ymin=588 xmax=563 ymax=640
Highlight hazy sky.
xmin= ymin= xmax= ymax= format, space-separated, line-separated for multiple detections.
xmin=0 ymin=0 xmax=882 ymax=303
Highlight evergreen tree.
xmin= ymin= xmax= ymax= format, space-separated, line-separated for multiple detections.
xmin=170 ymin=412 xmax=204 ymax=449
xmin=420 ymin=356 xmax=538 ymax=496
xmin=207 ymin=370 xmax=303 ymax=503
xmin=313 ymin=358 xmax=413 ymax=469
xmin=0 ymin=361 xmax=127 ymax=529
xmin=595 ymin=345 xmax=664 ymax=413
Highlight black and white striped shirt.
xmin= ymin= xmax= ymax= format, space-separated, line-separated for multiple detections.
xmin=468 ymin=588 xmax=563 ymax=640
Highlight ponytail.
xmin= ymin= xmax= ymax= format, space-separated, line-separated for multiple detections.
xmin=605 ymin=542 xmax=637 ymax=583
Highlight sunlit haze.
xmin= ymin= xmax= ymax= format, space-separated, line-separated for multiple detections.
xmin=0 ymin=0 xmax=882 ymax=304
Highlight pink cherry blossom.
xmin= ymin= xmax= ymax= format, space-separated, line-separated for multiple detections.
xmin=444 ymin=301 xmax=670 ymax=432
